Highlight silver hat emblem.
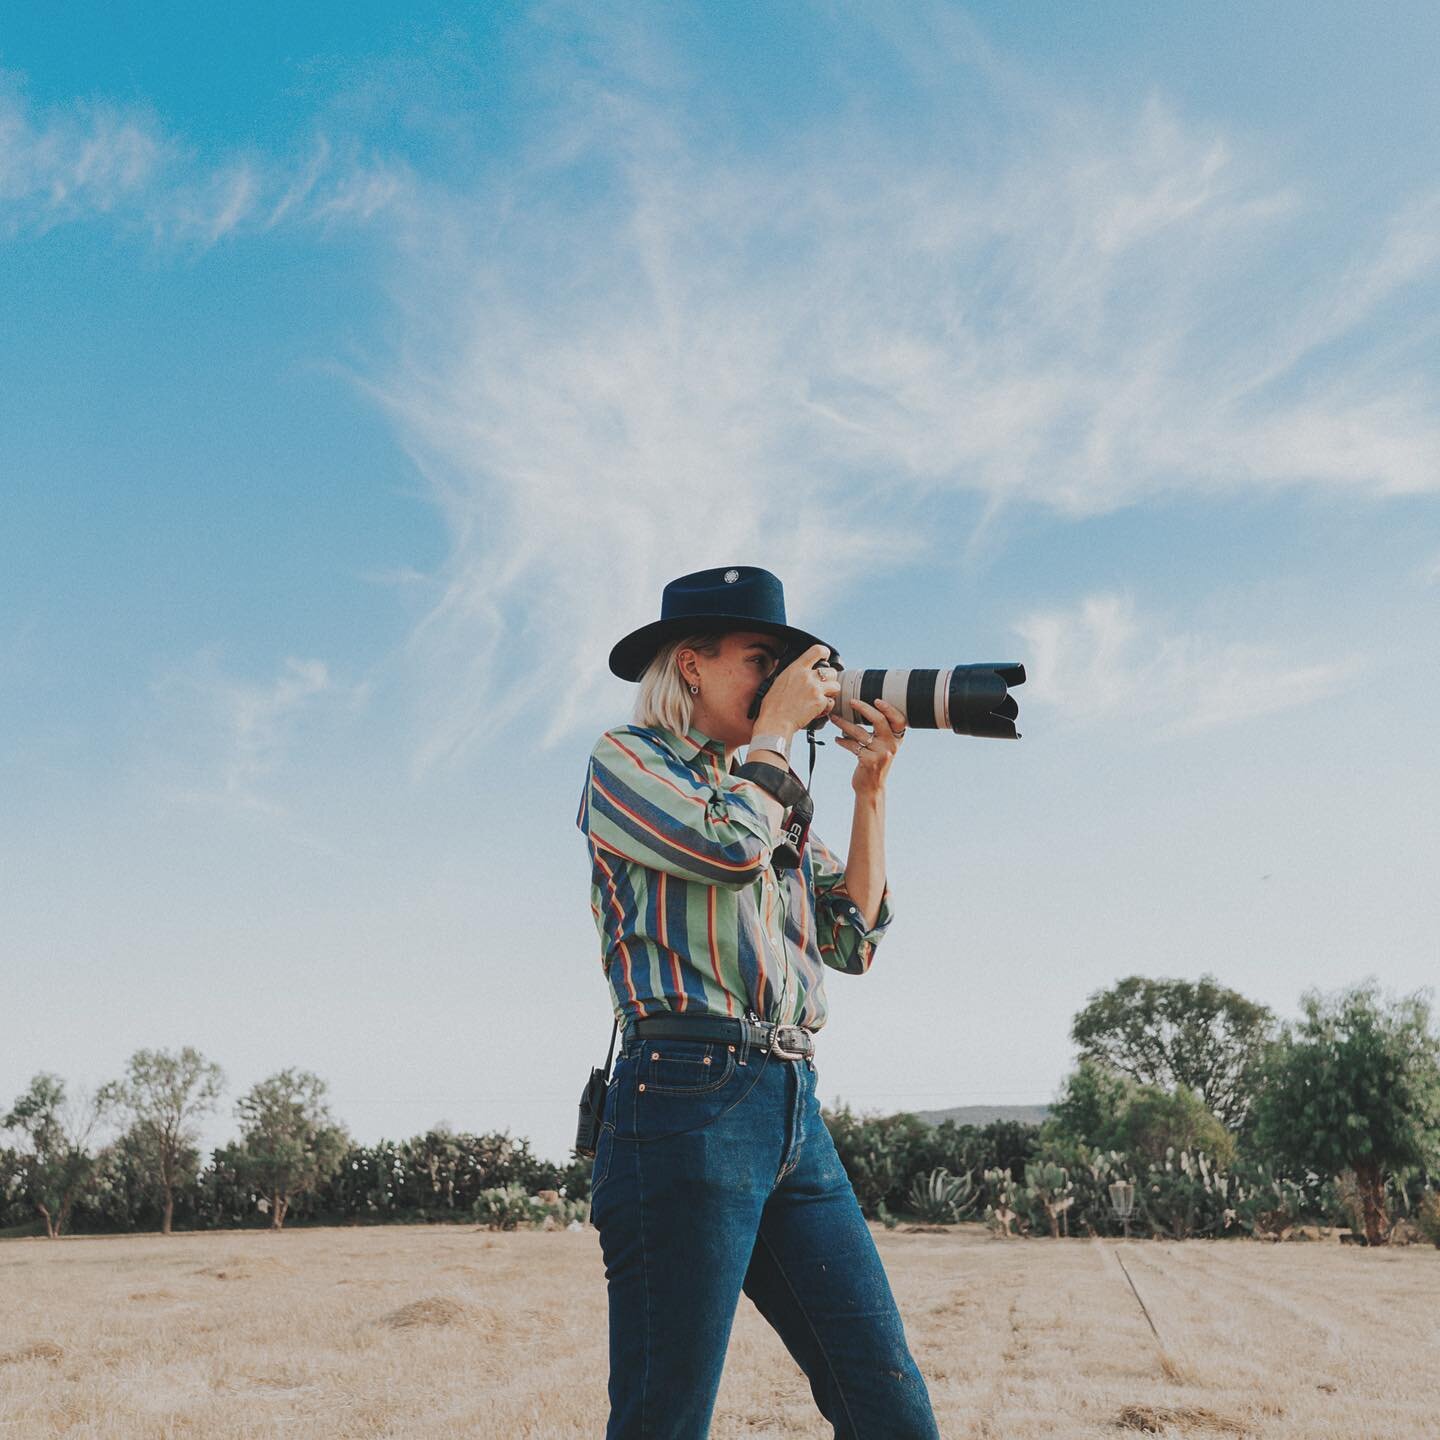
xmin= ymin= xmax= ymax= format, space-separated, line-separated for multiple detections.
xmin=724 ymin=569 xmax=740 ymax=583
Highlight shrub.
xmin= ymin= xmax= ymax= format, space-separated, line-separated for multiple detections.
xmin=1417 ymin=1190 xmax=1440 ymax=1248
xmin=1227 ymin=1162 xmax=1311 ymax=1240
xmin=474 ymin=1185 xmax=549 ymax=1231
xmin=1138 ymin=1148 xmax=1232 ymax=1239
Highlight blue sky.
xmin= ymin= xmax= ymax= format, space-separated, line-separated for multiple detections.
xmin=3 ymin=1 xmax=1437 ymax=1164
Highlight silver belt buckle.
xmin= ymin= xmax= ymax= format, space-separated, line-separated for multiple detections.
xmin=770 ymin=1025 xmax=811 ymax=1060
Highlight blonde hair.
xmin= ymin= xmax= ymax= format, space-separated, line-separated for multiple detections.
xmin=633 ymin=633 xmax=722 ymax=735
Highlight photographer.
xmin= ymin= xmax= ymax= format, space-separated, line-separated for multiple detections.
xmin=577 ymin=566 xmax=940 ymax=1440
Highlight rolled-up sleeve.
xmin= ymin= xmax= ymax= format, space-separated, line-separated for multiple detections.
xmin=579 ymin=728 xmax=778 ymax=889
xmin=809 ymin=832 xmax=893 ymax=975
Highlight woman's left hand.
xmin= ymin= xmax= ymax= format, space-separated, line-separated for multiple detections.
xmin=830 ymin=698 xmax=906 ymax=794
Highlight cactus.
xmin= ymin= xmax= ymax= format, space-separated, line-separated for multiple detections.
xmin=908 ymin=1167 xmax=977 ymax=1224
xmin=982 ymin=1166 xmax=1021 ymax=1237
xmin=1020 ymin=1160 xmax=1076 ymax=1238
xmin=474 ymin=1184 xmax=550 ymax=1230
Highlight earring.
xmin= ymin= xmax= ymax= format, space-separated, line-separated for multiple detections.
xmin=689 ymin=684 xmax=699 ymax=695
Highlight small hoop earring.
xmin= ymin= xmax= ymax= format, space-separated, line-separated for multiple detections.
xmin=689 ymin=684 xmax=699 ymax=695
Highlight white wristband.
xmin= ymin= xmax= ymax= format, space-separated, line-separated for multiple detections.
xmin=748 ymin=732 xmax=793 ymax=762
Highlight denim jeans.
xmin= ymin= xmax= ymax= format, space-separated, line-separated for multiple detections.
xmin=589 ymin=1030 xmax=941 ymax=1440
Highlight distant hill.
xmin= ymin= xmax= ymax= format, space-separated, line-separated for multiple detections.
xmin=912 ymin=1104 xmax=1050 ymax=1128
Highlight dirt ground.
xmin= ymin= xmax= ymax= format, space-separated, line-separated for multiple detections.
xmin=1 ymin=1222 xmax=1436 ymax=1438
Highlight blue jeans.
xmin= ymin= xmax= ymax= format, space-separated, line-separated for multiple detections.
xmin=589 ymin=1031 xmax=941 ymax=1440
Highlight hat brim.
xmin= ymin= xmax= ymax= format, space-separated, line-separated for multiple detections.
xmin=609 ymin=616 xmax=829 ymax=682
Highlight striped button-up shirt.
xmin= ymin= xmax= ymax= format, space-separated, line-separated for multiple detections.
xmin=577 ymin=723 xmax=893 ymax=1029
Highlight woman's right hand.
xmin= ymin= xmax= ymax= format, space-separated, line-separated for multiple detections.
xmin=754 ymin=643 xmax=841 ymax=739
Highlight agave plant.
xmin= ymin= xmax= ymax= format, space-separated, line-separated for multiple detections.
xmin=907 ymin=1167 xmax=977 ymax=1224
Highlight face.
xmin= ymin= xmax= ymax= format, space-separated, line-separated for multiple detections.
xmin=677 ymin=631 xmax=782 ymax=748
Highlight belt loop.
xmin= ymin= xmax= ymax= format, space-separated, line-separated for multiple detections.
xmin=738 ymin=1015 xmax=752 ymax=1066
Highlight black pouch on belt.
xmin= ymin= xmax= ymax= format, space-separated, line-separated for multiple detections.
xmin=574 ymin=1020 xmax=620 ymax=1159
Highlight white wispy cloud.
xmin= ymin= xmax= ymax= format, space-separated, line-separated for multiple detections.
xmin=0 ymin=79 xmax=407 ymax=245
xmin=1013 ymin=592 xmax=1351 ymax=734
xmin=151 ymin=654 xmax=336 ymax=816
xmin=366 ymin=9 xmax=1439 ymax=764
xmin=0 ymin=92 xmax=165 ymax=229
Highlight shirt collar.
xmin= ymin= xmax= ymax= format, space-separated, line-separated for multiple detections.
xmin=661 ymin=722 xmax=729 ymax=765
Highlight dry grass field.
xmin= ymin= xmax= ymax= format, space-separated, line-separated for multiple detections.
xmin=1 ymin=1223 xmax=1436 ymax=1438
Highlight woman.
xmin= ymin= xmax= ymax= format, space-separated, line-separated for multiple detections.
xmin=578 ymin=565 xmax=941 ymax=1440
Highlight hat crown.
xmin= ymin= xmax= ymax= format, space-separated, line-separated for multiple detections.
xmin=607 ymin=565 xmax=824 ymax=682
xmin=659 ymin=566 xmax=788 ymax=627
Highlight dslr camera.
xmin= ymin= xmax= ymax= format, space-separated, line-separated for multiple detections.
xmin=749 ymin=647 xmax=1026 ymax=738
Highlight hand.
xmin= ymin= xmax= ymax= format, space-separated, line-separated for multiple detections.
xmin=754 ymin=644 xmax=842 ymax=738
xmin=830 ymin=698 xmax=906 ymax=793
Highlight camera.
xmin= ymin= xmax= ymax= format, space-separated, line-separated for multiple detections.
xmin=832 ymin=663 xmax=1026 ymax=738
xmin=749 ymin=646 xmax=1026 ymax=739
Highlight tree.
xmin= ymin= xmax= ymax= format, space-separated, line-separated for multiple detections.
xmin=98 ymin=1047 xmax=225 ymax=1236
xmin=1046 ymin=1058 xmax=1133 ymax=1151
xmin=218 ymin=1069 xmax=349 ymax=1230
xmin=1071 ymin=975 xmax=1274 ymax=1128
xmin=1252 ymin=982 xmax=1440 ymax=1245
xmin=1118 ymin=1085 xmax=1237 ymax=1169
xmin=2 ymin=1074 xmax=112 ymax=1238
xmin=1046 ymin=1059 xmax=1236 ymax=1168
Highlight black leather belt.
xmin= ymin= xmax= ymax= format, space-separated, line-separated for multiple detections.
xmin=631 ymin=1015 xmax=815 ymax=1060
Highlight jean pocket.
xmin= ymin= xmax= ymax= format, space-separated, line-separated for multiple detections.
xmin=639 ymin=1039 xmax=737 ymax=1094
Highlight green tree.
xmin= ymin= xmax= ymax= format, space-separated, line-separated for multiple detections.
xmin=1071 ymin=975 xmax=1274 ymax=1128
xmin=1046 ymin=1060 xmax=1236 ymax=1168
xmin=1046 ymin=1058 xmax=1133 ymax=1150
xmin=1118 ymin=1085 xmax=1237 ymax=1169
xmin=2 ymin=1074 xmax=112 ymax=1238
xmin=1252 ymin=982 xmax=1440 ymax=1245
xmin=218 ymin=1069 xmax=349 ymax=1230
xmin=98 ymin=1047 xmax=225 ymax=1236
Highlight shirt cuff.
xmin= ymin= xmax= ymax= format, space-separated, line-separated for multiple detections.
xmin=829 ymin=882 xmax=894 ymax=941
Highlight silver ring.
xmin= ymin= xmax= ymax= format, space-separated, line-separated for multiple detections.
xmin=859 ymin=737 xmax=872 ymax=750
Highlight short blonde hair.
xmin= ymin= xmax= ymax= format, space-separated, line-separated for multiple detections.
xmin=633 ymin=633 xmax=722 ymax=735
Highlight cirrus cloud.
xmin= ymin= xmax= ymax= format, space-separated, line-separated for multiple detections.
xmin=370 ymin=13 xmax=1439 ymax=764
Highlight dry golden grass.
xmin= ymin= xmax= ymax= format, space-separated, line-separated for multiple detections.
xmin=1 ymin=1223 xmax=1436 ymax=1438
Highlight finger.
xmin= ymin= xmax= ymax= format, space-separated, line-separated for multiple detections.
xmin=828 ymin=713 xmax=871 ymax=740
xmin=850 ymin=697 xmax=897 ymax=737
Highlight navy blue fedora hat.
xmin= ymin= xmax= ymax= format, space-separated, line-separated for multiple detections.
xmin=608 ymin=566 xmax=829 ymax=682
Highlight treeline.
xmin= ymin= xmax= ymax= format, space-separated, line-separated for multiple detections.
xmin=5 ymin=977 xmax=1439 ymax=1245
xmin=0 ymin=1055 xmax=587 ymax=1239
xmin=827 ymin=976 xmax=1440 ymax=1246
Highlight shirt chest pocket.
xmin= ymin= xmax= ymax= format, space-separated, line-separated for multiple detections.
xmin=640 ymin=1040 xmax=736 ymax=1094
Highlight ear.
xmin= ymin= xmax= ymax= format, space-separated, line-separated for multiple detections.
xmin=675 ymin=648 xmax=700 ymax=687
